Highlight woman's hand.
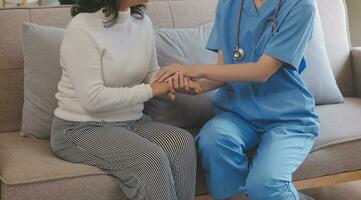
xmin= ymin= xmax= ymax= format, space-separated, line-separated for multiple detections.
xmin=154 ymin=64 xmax=203 ymax=83
xmin=151 ymin=81 xmax=176 ymax=101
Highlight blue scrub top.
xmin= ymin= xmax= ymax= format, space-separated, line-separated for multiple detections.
xmin=206 ymin=0 xmax=320 ymax=133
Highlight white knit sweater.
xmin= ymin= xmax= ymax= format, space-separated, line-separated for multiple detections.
xmin=54 ymin=8 xmax=158 ymax=122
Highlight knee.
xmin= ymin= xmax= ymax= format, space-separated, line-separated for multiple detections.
xmin=178 ymin=129 xmax=196 ymax=151
xmin=246 ymin=170 xmax=290 ymax=199
xmin=144 ymin=146 xmax=170 ymax=171
xmin=170 ymin=128 xmax=196 ymax=157
xmin=196 ymin=122 xmax=233 ymax=154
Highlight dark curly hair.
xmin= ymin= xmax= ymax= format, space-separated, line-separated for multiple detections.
xmin=71 ymin=0 xmax=146 ymax=27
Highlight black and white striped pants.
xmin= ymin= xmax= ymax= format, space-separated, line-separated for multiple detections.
xmin=50 ymin=116 xmax=196 ymax=200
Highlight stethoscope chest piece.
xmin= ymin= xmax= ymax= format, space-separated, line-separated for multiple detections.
xmin=233 ymin=48 xmax=245 ymax=61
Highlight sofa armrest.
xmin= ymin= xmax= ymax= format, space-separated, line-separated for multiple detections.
xmin=351 ymin=47 xmax=361 ymax=97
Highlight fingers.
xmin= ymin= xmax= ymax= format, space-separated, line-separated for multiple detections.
xmin=179 ymin=72 xmax=184 ymax=89
xmin=154 ymin=67 xmax=171 ymax=82
xmin=154 ymin=69 xmax=165 ymax=82
xmin=158 ymin=71 xmax=173 ymax=83
xmin=154 ymin=65 xmax=179 ymax=83
xmin=167 ymin=78 xmax=176 ymax=101
xmin=167 ymin=92 xmax=176 ymax=101
xmin=173 ymin=72 xmax=180 ymax=90
xmin=189 ymin=80 xmax=202 ymax=94
xmin=184 ymin=77 xmax=190 ymax=91
xmin=167 ymin=78 xmax=176 ymax=94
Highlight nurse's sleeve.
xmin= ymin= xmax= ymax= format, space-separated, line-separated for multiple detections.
xmin=263 ymin=2 xmax=316 ymax=71
xmin=206 ymin=3 xmax=222 ymax=53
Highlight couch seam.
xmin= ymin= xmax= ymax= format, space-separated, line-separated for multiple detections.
xmin=0 ymin=173 xmax=108 ymax=186
xmin=294 ymin=169 xmax=361 ymax=182
xmin=310 ymin=135 xmax=361 ymax=153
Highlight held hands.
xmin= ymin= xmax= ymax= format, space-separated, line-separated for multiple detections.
xmin=151 ymin=70 xmax=202 ymax=101
xmin=153 ymin=64 xmax=203 ymax=83
xmin=167 ymin=72 xmax=202 ymax=95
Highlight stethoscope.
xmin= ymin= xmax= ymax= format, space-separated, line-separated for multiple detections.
xmin=233 ymin=0 xmax=282 ymax=62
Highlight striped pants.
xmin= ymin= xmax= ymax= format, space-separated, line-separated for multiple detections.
xmin=50 ymin=116 xmax=196 ymax=200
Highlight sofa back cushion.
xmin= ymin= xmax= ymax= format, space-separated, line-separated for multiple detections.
xmin=21 ymin=23 xmax=64 ymax=139
xmin=0 ymin=0 xmax=353 ymax=133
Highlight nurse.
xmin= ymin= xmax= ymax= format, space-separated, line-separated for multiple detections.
xmin=154 ymin=0 xmax=320 ymax=199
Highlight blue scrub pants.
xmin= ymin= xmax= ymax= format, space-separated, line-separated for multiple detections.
xmin=196 ymin=111 xmax=316 ymax=200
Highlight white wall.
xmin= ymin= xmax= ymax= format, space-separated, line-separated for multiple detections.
xmin=346 ymin=0 xmax=361 ymax=47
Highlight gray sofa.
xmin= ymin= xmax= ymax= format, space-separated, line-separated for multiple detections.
xmin=1 ymin=0 xmax=361 ymax=199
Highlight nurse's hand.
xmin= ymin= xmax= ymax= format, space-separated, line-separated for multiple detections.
xmin=154 ymin=64 xmax=203 ymax=83
xmin=167 ymin=72 xmax=202 ymax=95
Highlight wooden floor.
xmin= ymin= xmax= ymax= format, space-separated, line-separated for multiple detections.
xmin=195 ymin=180 xmax=361 ymax=200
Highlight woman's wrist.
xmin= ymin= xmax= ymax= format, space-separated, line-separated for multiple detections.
xmin=150 ymin=83 xmax=159 ymax=96
xmin=151 ymin=82 xmax=168 ymax=97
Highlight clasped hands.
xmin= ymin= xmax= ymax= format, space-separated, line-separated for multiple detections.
xmin=151 ymin=64 xmax=203 ymax=101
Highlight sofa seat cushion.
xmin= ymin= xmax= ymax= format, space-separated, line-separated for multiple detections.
xmin=0 ymin=132 xmax=207 ymax=199
xmin=0 ymin=132 xmax=127 ymax=199
xmin=1 ymin=98 xmax=361 ymax=199
xmin=0 ymin=133 xmax=107 ymax=185
xmin=1 ymin=175 xmax=126 ymax=200
xmin=313 ymin=97 xmax=361 ymax=150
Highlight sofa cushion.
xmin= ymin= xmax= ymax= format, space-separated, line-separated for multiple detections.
xmin=20 ymin=23 xmax=64 ymax=139
xmin=0 ymin=132 xmax=207 ymax=198
xmin=144 ymin=23 xmax=218 ymax=129
xmin=2 ymin=98 xmax=361 ymax=198
xmin=0 ymin=132 xmax=105 ymax=185
xmin=301 ymin=4 xmax=343 ymax=105
xmin=1 ymin=175 xmax=126 ymax=200
xmin=312 ymin=98 xmax=361 ymax=150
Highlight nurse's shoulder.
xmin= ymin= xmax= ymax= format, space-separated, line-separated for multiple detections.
xmin=214 ymin=0 xmax=234 ymax=13
xmin=290 ymin=0 xmax=316 ymax=14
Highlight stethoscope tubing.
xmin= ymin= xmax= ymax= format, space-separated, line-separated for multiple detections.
xmin=234 ymin=0 xmax=282 ymax=62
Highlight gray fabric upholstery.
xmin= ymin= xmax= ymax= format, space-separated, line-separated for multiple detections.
xmin=302 ymin=5 xmax=343 ymax=105
xmin=1 ymin=176 xmax=126 ymax=200
xmin=316 ymin=0 xmax=353 ymax=97
xmin=294 ymin=138 xmax=361 ymax=180
xmin=313 ymin=98 xmax=361 ymax=150
xmin=21 ymin=23 xmax=64 ymax=139
xmin=351 ymin=47 xmax=361 ymax=98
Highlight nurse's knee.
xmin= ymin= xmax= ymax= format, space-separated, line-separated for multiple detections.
xmin=246 ymin=169 xmax=290 ymax=199
xmin=197 ymin=122 xmax=224 ymax=152
xmin=197 ymin=120 xmax=240 ymax=155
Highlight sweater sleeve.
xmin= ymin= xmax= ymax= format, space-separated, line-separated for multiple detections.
xmin=143 ymin=27 xmax=160 ymax=84
xmin=60 ymin=28 xmax=154 ymax=113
